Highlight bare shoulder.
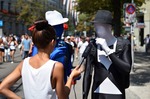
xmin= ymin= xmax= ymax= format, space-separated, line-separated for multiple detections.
xmin=54 ymin=62 xmax=64 ymax=71
xmin=16 ymin=60 xmax=24 ymax=71
xmin=52 ymin=61 xmax=64 ymax=80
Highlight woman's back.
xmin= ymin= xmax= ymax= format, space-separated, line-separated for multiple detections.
xmin=22 ymin=57 xmax=57 ymax=99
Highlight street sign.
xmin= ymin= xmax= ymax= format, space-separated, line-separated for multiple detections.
xmin=123 ymin=3 xmax=136 ymax=24
xmin=126 ymin=4 xmax=136 ymax=14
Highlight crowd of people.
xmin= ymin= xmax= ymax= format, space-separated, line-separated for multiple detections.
xmin=0 ymin=34 xmax=33 ymax=64
xmin=0 ymin=35 xmax=19 ymax=64
xmin=64 ymin=35 xmax=90 ymax=64
xmin=0 ymin=32 xmax=90 ymax=65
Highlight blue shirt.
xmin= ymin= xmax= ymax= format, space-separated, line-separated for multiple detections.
xmin=22 ymin=39 xmax=31 ymax=51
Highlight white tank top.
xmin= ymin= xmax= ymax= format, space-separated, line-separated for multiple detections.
xmin=22 ymin=57 xmax=58 ymax=99
xmin=10 ymin=41 xmax=15 ymax=49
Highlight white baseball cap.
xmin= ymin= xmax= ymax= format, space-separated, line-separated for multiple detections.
xmin=45 ymin=10 xmax=69 ymax=26
xmin=67 ymin=36 xmax=70 ymax=39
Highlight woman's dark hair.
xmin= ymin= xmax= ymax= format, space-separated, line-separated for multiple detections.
xmin=10 ymin=36 xmax=16 ymax=41
xmin=32 ymin=20 xmax=56 ymax=49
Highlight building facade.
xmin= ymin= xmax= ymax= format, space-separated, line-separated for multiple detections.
xmin=0 ymin=0 xmax=22 ymax=36
xmin=141 ymin=0 xmax=150 ymax=37
xmin=0 ymin=0 xmax=65 ymax=37
xmin=133 ymin=0 xmax=150 ymax=47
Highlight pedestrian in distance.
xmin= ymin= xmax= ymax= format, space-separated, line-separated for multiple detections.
xmin=65 ymin=36 xmax=74 ymax=64
xmin=21 ymin=34 xmax=32 ymax=59
xmin=77 ymin=36 xmax=88 ymax=62
xmin=144 ymin=34 xmax=150 ymax=54
xmin=70 ymin=36 xmax=77 ymax=62
xmin=0 ymin=37 xmax=4 ymax=63
xmin=0 ymin=20 xmax=81 ymax=99
xmin=8 ymin=35 xmax=18 ymax=63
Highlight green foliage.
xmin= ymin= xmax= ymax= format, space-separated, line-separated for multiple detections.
xmin=77 ymin=0 xmax=145 ymax=14
xmin=76 ymin=0 xmax=145 ymax=36
xmin=76 ymin=13 xmax=94 ymax=34
xmin=76 ymin=0 xmax=113 ymax=14
xmin=16 ymin=0 xmax=52 ymax=26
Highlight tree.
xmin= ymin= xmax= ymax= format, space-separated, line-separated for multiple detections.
xmin=15 ymin=0 xmax=54 ymax=26
xmin=76 ymin=0 xmax=145 ymax=36
xmin=75 ymin=13 xmax=94 ymax=36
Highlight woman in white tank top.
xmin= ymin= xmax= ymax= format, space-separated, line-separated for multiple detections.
xmin=0 ymin=20 xmax=81 ymax=99
xmin=8 ymin=36 xmax=18 ymax=63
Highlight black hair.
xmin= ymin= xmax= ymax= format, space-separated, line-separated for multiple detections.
xmin=32 ymin=20 xmax=56 ymax=49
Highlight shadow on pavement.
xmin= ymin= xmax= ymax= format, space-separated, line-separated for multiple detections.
xmin=0 ymin=67 xmax=6 ymax=69
xmin=14 ymin=60 xmax=22 ymax=63
xmin=130 ymin=52 xmax=150 ymax=86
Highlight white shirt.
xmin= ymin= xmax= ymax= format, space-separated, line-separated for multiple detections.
xmin=22 ymin=57 xmax=57 ymax=99
xmin=79 ymin=41 xmax=89 ymax=54
xmin=145 ymin=37 xmax=150 ymax=44
xmin=10 ymin=41 xmax=16 ymax=50
xmin=77 ymin=41 xmax=83 ymax=49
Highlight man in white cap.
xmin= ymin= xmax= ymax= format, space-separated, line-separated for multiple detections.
xmin=82 ymin=10 xmax=132 ymax=99
xmin=46 ymin=10 xmax=74 ymax=83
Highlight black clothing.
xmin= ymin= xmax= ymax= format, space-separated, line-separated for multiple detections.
xmin=82 ymin=37 xmax=132 ymax=99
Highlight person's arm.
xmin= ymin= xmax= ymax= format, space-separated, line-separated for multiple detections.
xmin=21 ymin=40 xmax=24 ymax=51
xmin=14 ymin=40 xmax=18 ymax=48
xmin=52 ymin=62 xmax=81 ymax=99
xmin=0 ymin=61 xmax=23 ymax=99
xmin=82 ymin=56 xmax=93 ymax=99
xmin=96 ymin=38 xmax=132 ymax=75
xmin=77 ymin=42 xmax=82 ymax=55
xmin=109 ymin=44 xmax=132 ymax=74
xmin=29 ymin=41 xmax=33 ymax=55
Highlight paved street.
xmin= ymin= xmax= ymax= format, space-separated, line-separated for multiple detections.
xmin=0 ymin=48 xmax=23 ymax=99
xmin=127 ymin=51 xmax=150 ymax=99
xmin=0 ymin=47 xmax=150 ymax=99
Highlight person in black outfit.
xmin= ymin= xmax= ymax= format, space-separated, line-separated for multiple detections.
xmin=82 ymin=10 xmax=132 ymax=99
xmin=144 ymin=34 xmax=150 ymax=53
